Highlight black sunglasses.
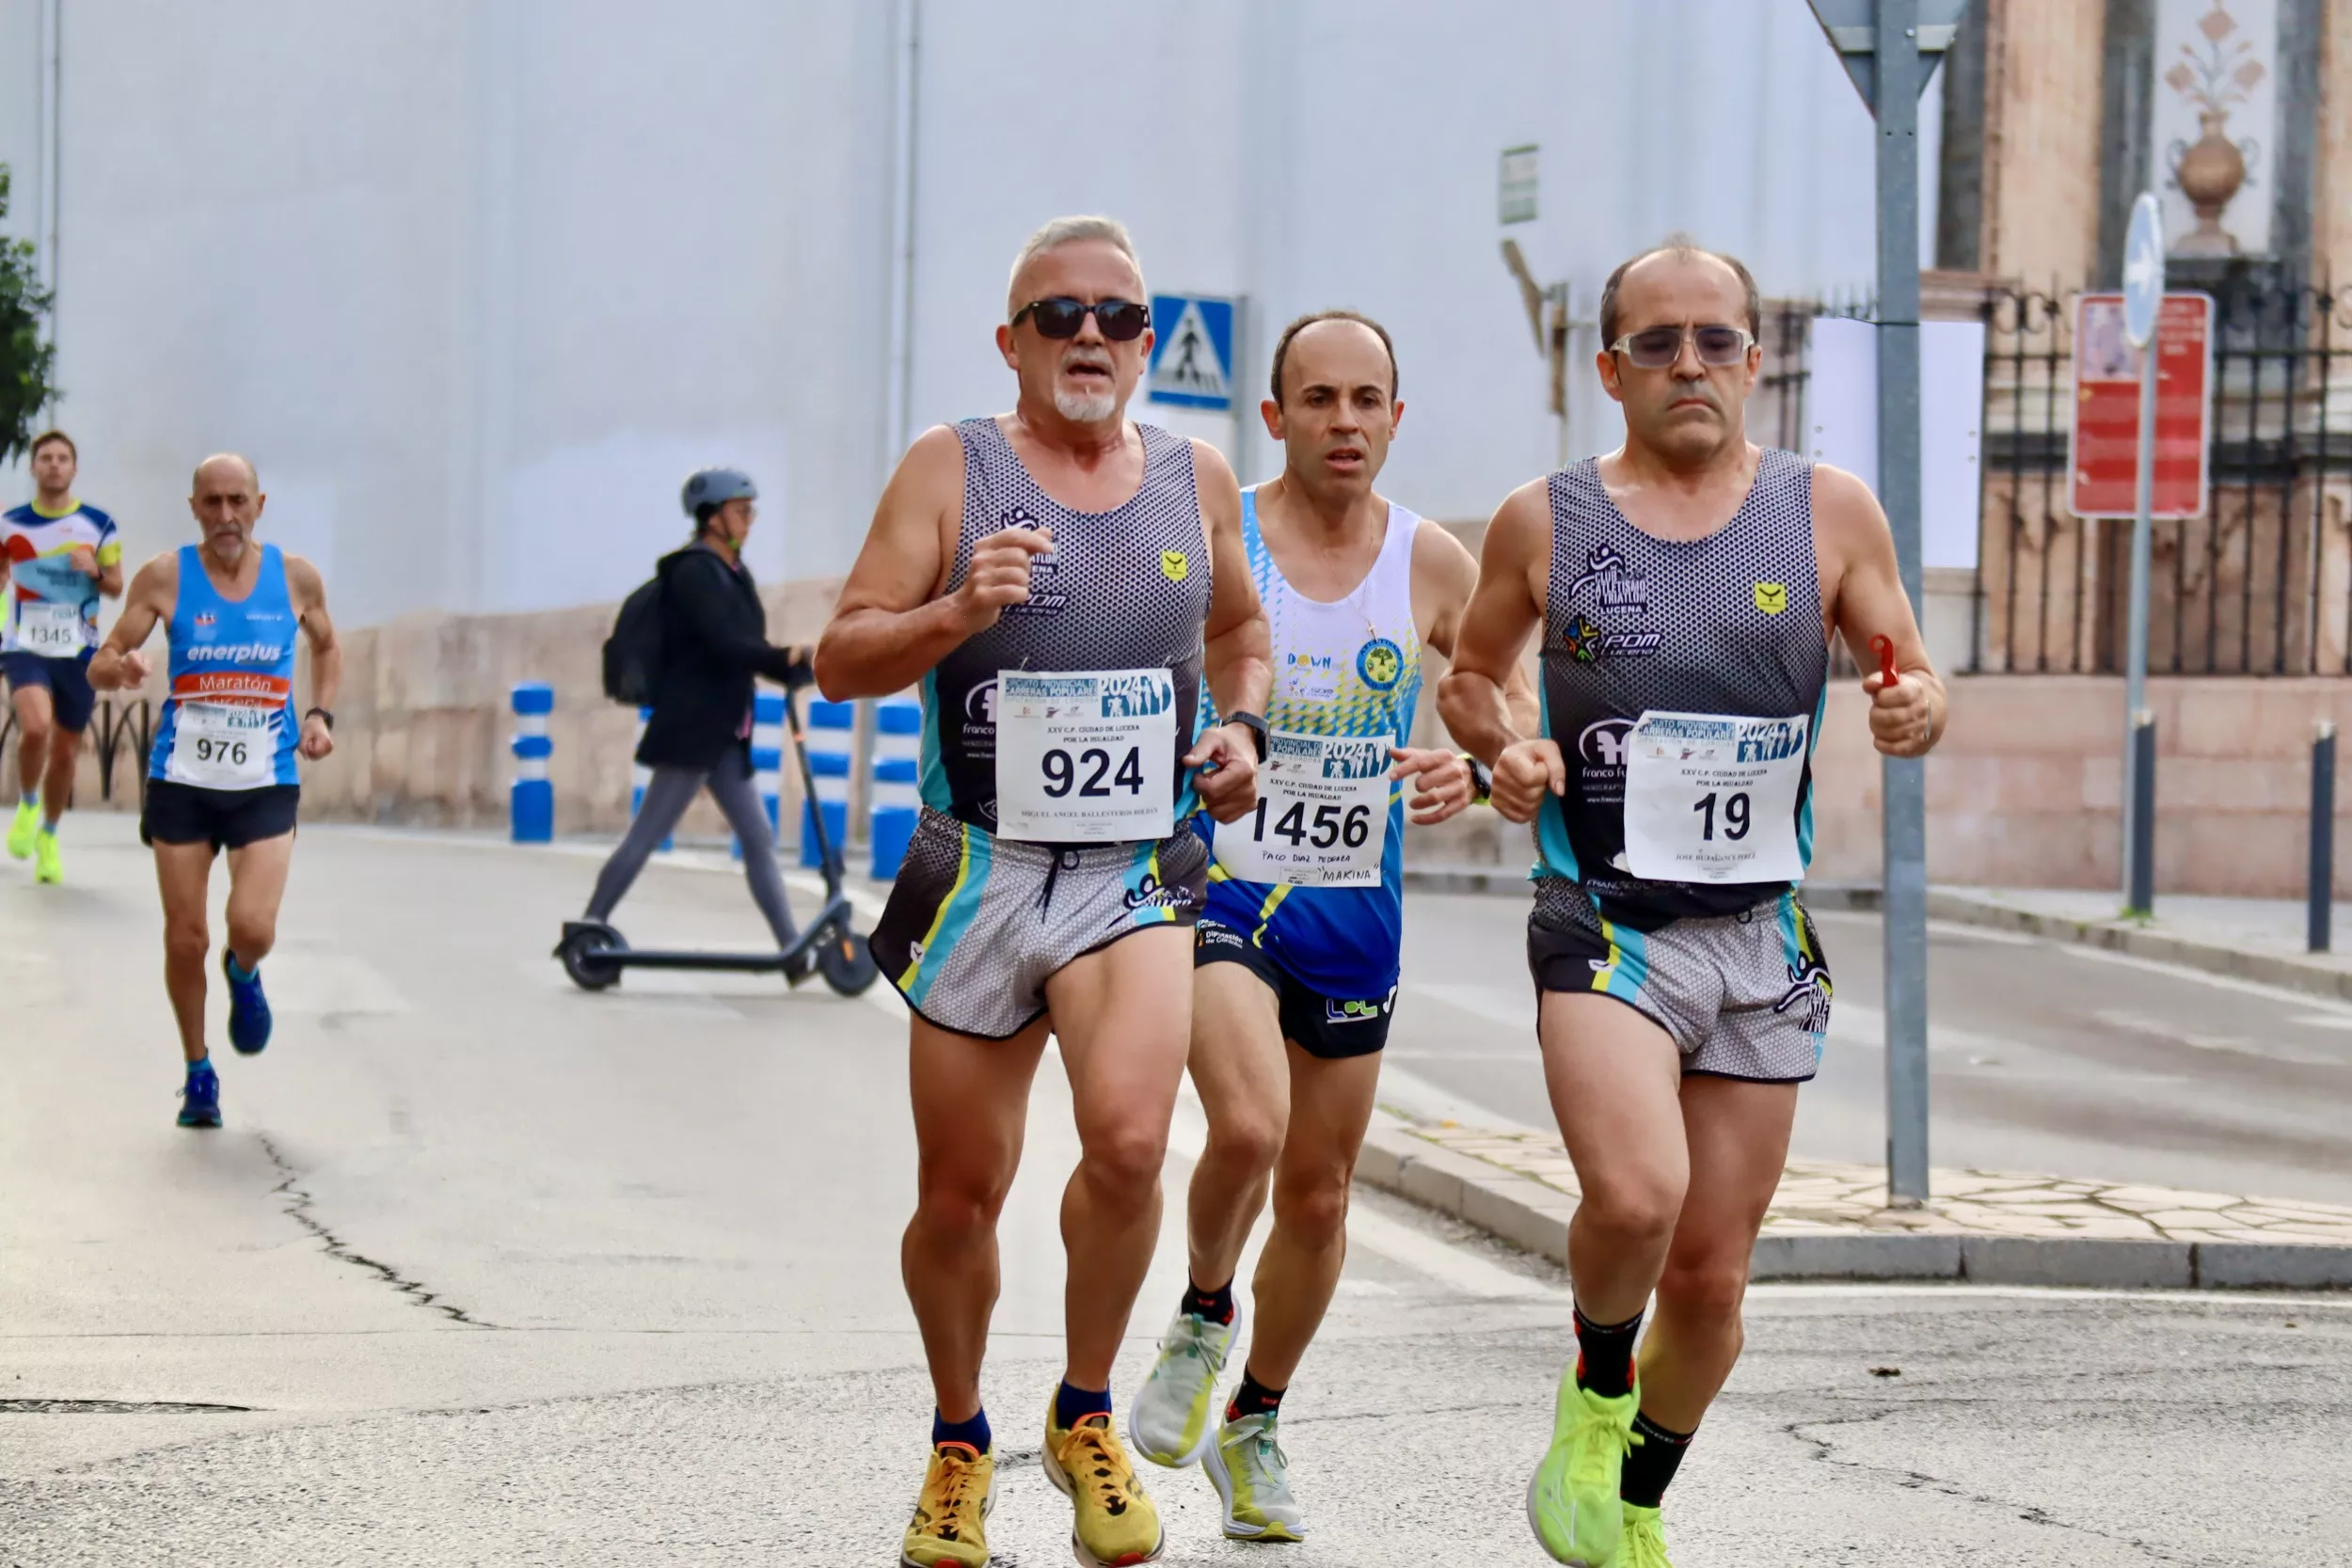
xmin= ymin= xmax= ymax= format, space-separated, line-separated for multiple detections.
xmin=1011 ymin=296 xmax=1152 ymax=341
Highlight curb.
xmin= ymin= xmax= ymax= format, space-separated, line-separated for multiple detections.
xmin=1401 ymin=863 xmax=2352 ymax=1006
xmin=1351 ymin=1120 xmax=2352 ymax=1291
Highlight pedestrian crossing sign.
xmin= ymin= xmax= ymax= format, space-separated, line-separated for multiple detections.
xmin=1147 ymin=293 xmax=1235 ymax=411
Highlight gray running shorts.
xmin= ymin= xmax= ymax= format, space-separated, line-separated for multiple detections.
xmin=872 ymin=806 xmax=1207 ymax=1039
xmin=1526 ymin=878 xmax=1830 ymax=1083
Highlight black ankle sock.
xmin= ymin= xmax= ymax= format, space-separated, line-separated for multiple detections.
xmin=1225 ymin=1368 xmax=1285 ymax=1422
xmin=1054 ymin=1380 xmax=1111 ymax=1430
xmin=1183 ymin=1275 xmax=1236 ymax=1325
xmin=931 ymin=1406 xmax=992 ymax=1454
xmin=1620 ymin=1411 xmax=1693 ymax=1507
xmin=1572 ymin=1304 xmax=1643 ymax=1399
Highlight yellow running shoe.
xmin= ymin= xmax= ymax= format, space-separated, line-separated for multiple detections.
xmin=1525 ymin=1366 xmax=1639 ymax=1566
xmin=7 ymin=798 xmax=39 ymax=860
xmin=33 ymin=829 xmax=60 ymax=885
xmin=1619 ymin=1502 xmax=1673 ymax=1566
xmin=1042 ymin=1400 xmax=1164 ymax=1566
xmin=899 ymin=1442 xmax=994 ymax=1568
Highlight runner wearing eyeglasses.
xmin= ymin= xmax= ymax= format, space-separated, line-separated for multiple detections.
xmin=817 ymin=214 xmax=1270 ymax=1568
xmin=1438 ymin=239 xmax=1946 ymax=1568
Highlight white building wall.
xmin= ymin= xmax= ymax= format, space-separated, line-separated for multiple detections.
xmin=0 ymin=0 xmax=1932 ymax=626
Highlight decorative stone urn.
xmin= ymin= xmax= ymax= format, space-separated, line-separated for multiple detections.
xmin=2173 ymin=108 xmax=2248 ymax=256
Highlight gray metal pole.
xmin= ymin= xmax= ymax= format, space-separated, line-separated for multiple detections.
xmin=2312 ymin=720 xmax=2336 ymax=954
xmin=1874 ymin=0 xmax=1931 ymax=1209
xmin=2122 ymin=314 xmax=2158 ymax=906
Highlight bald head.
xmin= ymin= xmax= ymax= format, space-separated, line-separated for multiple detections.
xmin=192 ymin=452 xmax=260 ymax=496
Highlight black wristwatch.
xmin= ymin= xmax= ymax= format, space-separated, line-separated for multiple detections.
xmin=305 ymin=706 xmax=335 ymax=732
xmin=1462 ymin=752 xmax=1492 ymax=805
xmin=1226 ymin=710 xmax=1269 ymax=762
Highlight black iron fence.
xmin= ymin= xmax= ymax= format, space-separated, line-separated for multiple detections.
xmin=0 ymin=698 xmax=153 ymax=806
xmin=1978 ymin=273 xmax=2352 ymax=676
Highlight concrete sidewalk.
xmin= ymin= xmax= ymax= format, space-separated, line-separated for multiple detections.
xmin=1355 ymin=1110 xmax=2352 ymax=1291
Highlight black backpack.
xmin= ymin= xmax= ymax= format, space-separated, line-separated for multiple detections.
xmin=601 ymin=551 xmax=682 ymax=705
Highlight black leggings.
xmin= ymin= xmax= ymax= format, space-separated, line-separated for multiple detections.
xmin=583 ymin=763 xmax=799 ymax=950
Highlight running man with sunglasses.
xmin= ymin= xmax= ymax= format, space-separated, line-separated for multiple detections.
xmin=1438 ymin=239 xmax=1945 ymax=1568
xmin=818 ymin=214 xmax=1270 ymax=1568
xmin=1126 ymin=309 xmax=1536 ymax=1544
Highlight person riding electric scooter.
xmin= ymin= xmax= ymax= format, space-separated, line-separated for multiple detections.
xmin=558 ymin=467 xmax=874 ymax=995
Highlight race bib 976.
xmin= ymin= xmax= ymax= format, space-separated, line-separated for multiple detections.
xmin=1214 ymin=729 xmax=1390 ymax=887
xmin=167 ymin=702 xmax=278 ymax=791
xmin=1620 ymin=711 xmax=1808 ymax=884
xmin=993 ymin=669 xmax=1176 ymax=843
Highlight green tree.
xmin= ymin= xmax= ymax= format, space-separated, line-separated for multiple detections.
xmin=0 ymin=164 xmax=60 ymax=464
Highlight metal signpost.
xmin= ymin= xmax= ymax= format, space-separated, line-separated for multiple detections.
xmin=1809 ymin=0 xmax=1967 ymax=1209
xmin=1147 ymin=291 xmax=1252 ymax=478
xmin=2120 ymin=193 xmax=2165 ymax=914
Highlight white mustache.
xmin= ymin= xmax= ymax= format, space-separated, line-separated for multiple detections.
xmin=1060 ymin=350 xmax=1113 ymax=373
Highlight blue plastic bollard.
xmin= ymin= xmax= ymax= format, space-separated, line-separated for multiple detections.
xmin=510 ymin=683 xmax=554 ymax=843
xmin=869 ymin=696 xmax=924 ymax=878
xmin=800 ymin=699 xmax=856 ymax=868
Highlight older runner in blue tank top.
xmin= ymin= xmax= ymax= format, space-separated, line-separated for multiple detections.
xmin=817 ymin=214 xmax=1271 ymax=1568
xmin=1126 ymin=310 xmax=1536 ymax=1546
xmin=1440 ymin=243 xmax=1948 ymax=1568
xmin=90 ymin=454 xmax=342 ymax=1132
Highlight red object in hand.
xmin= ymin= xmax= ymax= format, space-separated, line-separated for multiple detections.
xmin=1868 ymin=635 xmax=1900 ymax=688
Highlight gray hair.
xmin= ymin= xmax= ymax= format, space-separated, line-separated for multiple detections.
xmin=1007 ymin=215 xmax=1145 ymax=316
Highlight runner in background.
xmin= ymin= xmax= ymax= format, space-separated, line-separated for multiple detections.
xmin=4 ymin=430 xmax=124 ymax=883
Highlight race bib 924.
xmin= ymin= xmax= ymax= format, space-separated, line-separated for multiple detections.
xmin=993 ymin=668 xmax=1176 ymax=844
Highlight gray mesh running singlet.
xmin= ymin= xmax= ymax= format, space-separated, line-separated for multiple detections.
xmin=920 ymin=417 xmax=1212 ymax=831
xmin=1534 ymin=449 xmax=1829 ymax=927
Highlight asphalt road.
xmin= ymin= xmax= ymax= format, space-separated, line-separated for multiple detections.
xmin=1395 ymin=891 xmax=2352 ymax=1208
xmin=2 ymin=818 xmax=2348 ymax=1566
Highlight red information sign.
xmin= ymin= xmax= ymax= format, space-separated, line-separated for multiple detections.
xmin=2068 ymin=292 xmax=2214 ymax=518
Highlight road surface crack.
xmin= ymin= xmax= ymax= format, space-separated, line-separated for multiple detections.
xmin=1784 ymin=1402 xmax=2191 ymax=1563
xmin=255 ymin=1132 xmax=499 ymax=1328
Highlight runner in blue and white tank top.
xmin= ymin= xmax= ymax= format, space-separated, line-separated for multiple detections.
xmin=91 ymin=453 xmax=343 ymax=1133
xmin=1439 ymin=244 xmax=1948 ymax=1567
xmin=816 ymin=216 xmax=1272 ymax=1568
xmin=1128 ymin=311 xmax=1536 ymax=1544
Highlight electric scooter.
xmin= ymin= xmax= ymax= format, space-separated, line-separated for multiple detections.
xmin=554 ymin=685 xmax=880 ymax=997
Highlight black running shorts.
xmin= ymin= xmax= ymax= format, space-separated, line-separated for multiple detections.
xmin=140 ymin=780 xmax=301 ymax=851
xmin=1194 ymin=917 xmax=1395 ymax=1059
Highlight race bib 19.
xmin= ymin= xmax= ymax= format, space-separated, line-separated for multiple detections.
xmin=167 ymin=702 xmax=278 ymax=791
xmin=993 ymin=668 xmax=1176 ymax=843
xmin=1214 ymin=729 xmax=1391 ymax=887
xmin=1620 ymin=710 xmax=1809 ymax=884
xmin=13 ymin=601 xmax=84 ymax=657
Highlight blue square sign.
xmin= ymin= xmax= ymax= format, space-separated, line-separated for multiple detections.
xmin=1147 ymin=294 xmax=1235 ymax=411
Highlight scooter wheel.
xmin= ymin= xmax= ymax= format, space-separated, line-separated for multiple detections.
xmin=817 ymin=928 xmax=881 ymax=996
xmin=559 ymin=926 xmax=625 ymax=991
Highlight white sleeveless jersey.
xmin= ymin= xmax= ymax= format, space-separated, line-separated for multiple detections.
xmin=1200 ymin=486 xmax=1422 ymax=996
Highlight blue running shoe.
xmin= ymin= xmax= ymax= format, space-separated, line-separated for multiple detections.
xmin=178 ymin=1062 xmax=222 ymax=1129
xmin=223 ymin=951 xmax=272 ymax=1055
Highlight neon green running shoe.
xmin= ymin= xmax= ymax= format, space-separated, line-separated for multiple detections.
xmin=1619 ymin=1502 xmax=1672 ymax=1566
xmin=1525 ymin=1366 xmax=1639 ymax=1566
xmin=1129 ymin=1302 xmax=1241 ymax=1467
xmin=7 ymin=798 xmax=39 ymax=860
xmin=33 ymin=830 xmax=60 ymax=884
xmin=1203 ymin=1412 xmax=1307 ymax=1542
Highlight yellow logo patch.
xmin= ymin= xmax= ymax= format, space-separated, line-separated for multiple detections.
xmin=1753 ymin=582 xmax=1788 ymax=614
xmin=1161 ymin=550 xmax=1190 ymax=582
